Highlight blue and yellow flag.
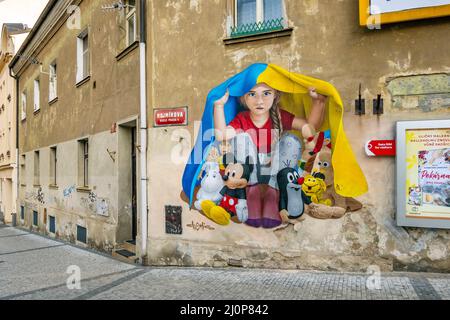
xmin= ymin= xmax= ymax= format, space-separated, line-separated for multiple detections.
xmin=182 ymin=63 xmax=368 ymax=206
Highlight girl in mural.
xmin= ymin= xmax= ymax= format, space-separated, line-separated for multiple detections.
xmin=213 ymin=83 xmax=327 ymax=228
xmin=182 ymin=63 xmax=368 ymax=230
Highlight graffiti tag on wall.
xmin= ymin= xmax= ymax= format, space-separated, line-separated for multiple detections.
xmin=25 ymin=187 xmax=45 ymax=204
xmin=80 ymin=191 xmax=110 ymax=217
xmin=36 ymin=187 xmax=45 ymax=204
xmin=63 ymin=185 xmax=76 ymax=198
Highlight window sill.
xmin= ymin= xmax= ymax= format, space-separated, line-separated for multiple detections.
xmin=77 ymin=186 xmax=92 ymax=193
xmin=33 ymin=184 xmax=41 ymax=188
xmin=20 ymin=184 xmax=26 ymax=187
xmin=76 ymin=76 xmax=91 ymax=88
xmin=49 ymin=184 xmax=58 ymax=190
xmin=49 ymin=97 xmax=58 ymax=105
xmin=223 ymin=27 xmax=293 ymax=45
xmin=116 ymin=41 xmax=139 ymax=61
xmin=33 ymin=109 xmax=40 ymax=115
xmin=21 ymin=118 xmax=26 ymax=122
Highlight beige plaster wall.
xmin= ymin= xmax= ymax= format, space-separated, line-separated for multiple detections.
xmin=145 ymin=0 xmax=450 ymax=272
xmin=0 ymin=28 xmax=19 ymax=223
xmin=18 ymin=129 xmax=129 ymax=251
xmin=17 ymin=0 xmax=140 ymax=154
xmin=15 ymin=0 xmax=140 ymax=250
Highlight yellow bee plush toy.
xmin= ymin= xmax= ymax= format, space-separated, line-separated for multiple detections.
xmin=301 ymin=172 xmax=332 ymax=206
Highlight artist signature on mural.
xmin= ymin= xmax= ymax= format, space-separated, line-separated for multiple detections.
xmin=186 ymin=221 xmax=215 ymax=231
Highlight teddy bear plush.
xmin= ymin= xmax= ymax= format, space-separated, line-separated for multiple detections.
xmin=201 ymin=154 xmax=254 ymax=225
xmin=300 ymin=124 xmax=332 ymax=174
xmin=310 ymin=147 xmax=363 ymax=217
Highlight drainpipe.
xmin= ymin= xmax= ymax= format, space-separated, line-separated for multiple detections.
xmin=139 ymin=0 xmax=148 ymax=263
xmin=9 ymin=66 xmax=19 ymax=227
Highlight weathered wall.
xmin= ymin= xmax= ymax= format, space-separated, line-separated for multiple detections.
xmin=18 ymin=130 xmax=124 ymax=251
xmin=16 ymin=0 xmax=140 ymax=251
xmin=0 ymin=57 xmax=15 ymax=222
xmin=0 ymin=178 xmax=13 ymax=223
xmin=17 ymin=0 xmax=140 ymax=153
xmin=0 ymin=27 xmax=19 ymax=223
xmin=145 ymin=0 xmax=450 ymax=272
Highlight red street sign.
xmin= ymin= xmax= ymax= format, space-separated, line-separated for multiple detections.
xmin=154 ymin=107 xmax=188 ymax=127
xmin=365 ymin=140 xmax=396 ymax=157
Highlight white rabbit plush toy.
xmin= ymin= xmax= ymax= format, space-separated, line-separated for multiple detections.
xmin=194 ymin=162 xmax=224 ymax=210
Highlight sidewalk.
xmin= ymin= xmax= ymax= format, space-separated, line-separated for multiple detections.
xmin=1 ymin=223 xmax=449 ymax=300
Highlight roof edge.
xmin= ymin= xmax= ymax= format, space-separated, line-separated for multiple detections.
xmin=8 ymin=0 xmax=59 ymax=71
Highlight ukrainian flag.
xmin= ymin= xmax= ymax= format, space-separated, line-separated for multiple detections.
xmin=182 ymin=63 xmax=368 ymax=206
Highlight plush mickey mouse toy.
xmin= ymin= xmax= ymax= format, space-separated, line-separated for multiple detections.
xmin=201 ymin=153 xmax=253 ymax=226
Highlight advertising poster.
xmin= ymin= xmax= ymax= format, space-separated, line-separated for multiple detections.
xmin=404 ymin=128 xmax=450 ymax=220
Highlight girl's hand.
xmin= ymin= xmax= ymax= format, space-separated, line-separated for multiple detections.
xmin=308 ymin=87 xmax=327 ymax=103
xmin=214 ymin=90 xmax=230 ymax=107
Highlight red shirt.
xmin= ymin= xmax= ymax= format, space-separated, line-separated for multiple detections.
xmin=228 ymin=110 xmax=295 ymax=153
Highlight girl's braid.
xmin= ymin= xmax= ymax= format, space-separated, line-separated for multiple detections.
xmin=269 ymin=92 xmax=283 ymax=143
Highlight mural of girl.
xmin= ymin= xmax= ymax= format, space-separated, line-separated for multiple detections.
xmin=181 ymin=63 xmax=368 ymax=228
xmin=212 ymin=84 xmax=326 ymax=228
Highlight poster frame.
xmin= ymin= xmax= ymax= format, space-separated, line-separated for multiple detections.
xmin=396 ymin=119 xmax=450 ymax=229
xmin=359 ymin=0 xmax=450 ymax=26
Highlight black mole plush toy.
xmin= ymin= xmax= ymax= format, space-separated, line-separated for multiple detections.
xmin=201 ymin=153 xmax=254 ymax=225
xmin=277 ymin=167 xmax=311 ymax=222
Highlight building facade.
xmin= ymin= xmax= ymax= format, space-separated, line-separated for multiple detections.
xmin=144 ymin=0 xmax=450 ymax=272
xmin=10 ymin=0 xmax=450 ymax=272
xmin=0 ymin=23 xmax=29 ymax=224
xmin=10 ymin=0 xmax=141 ymax=255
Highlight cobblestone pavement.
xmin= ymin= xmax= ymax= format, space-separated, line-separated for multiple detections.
xmin=1 ymin=224 xmax=449 ymax=300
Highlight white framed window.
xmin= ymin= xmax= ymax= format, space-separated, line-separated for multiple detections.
xmin=34 ymin=150 xmax=40 ymax=186
xmin=229 ymin=0 xmax=286 ymax=36
xmin=20 ymin=154 xmax=26 ymax=186
xmin=21 ymin=91 xmax=27 ymax=120
xmin=126 ymin=0 xmax=137 ymax=46
xmin=76 ymin=29 xmax=90 ymax=83
xmin=78 ymin=139 xmax=89 ymax=187
xmin=34 ymin=78 xmax=40 ymax=112
xmin=50 ymin=146 xmax=57 ymax=185
xmin=49 ymin=62 xmax=57 ymax=101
